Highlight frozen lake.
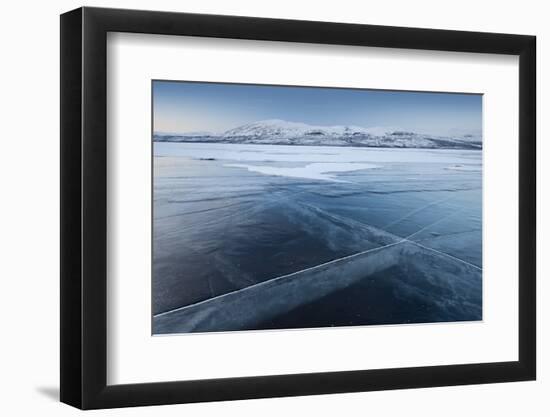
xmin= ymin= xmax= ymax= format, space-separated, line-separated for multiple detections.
xmin=153 ymin=142 xmax=482 ymax=332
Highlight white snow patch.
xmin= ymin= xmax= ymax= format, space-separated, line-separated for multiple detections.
xmin=225 ymin=162 xmax=379 ymax=182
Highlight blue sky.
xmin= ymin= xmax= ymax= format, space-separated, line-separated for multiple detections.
xmin=153 ymin=80 xmax=482 ymax=136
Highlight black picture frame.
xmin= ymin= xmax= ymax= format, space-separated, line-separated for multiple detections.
xmin=60 ymin=6 xmax=536 ymax=410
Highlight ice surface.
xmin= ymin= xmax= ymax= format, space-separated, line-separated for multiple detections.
xmin=153 ymin=241 xmax=482 ymax=334
xmin=153 ymin=142 xmax=482 ymax=331
xmin=155 ymin=142 xmax=481 ymax=164
xmin=446 ymin=164 xmax=482 ymax=172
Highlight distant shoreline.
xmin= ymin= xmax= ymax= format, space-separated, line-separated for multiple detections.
xmin=153 ymin=136 xmax=482 ymax=151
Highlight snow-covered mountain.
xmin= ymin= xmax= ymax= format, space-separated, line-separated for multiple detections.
xmin=154 ymin=119 xmax=482 ymax=149
xmin=223 ymin=119 xmax=376 ymax=138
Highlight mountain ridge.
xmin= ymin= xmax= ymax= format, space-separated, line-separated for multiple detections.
xmin=154 ymin=119 xmax=482 ymax=150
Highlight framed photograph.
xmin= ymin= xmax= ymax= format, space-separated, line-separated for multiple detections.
xmin=60 ymin=7 xmax=536 ymax=409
